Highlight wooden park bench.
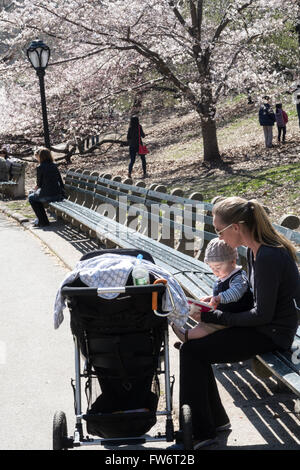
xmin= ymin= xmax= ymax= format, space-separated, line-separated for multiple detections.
xmin=49 ymin=168 xmax=300 ymax=412
xmin=0 ymin=161 xmax=27 ymax=199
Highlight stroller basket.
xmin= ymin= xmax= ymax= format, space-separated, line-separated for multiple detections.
xmin=83 ymin=391 xmax=159 ymax=438
xmin=78 ymin=327 xmax=163 ymax=438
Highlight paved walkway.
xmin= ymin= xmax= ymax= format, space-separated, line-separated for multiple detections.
xmin=0 ymin=208 xmax=299 ymax=450
xmin=0 ymin=214 xmax=74 ymax=450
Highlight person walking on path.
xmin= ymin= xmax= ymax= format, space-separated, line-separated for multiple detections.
xmin=127 ymin=116 xmax=148 ymax=179
xmin=28 ymin=147 xmax=65 ymax=227
xmin=177 ymin=196 xmax=300 ymax=450
xmin=275 ymin=103 xmax=288 ymax=143
xmin=258 ymin=96 xmax=276 ymax=148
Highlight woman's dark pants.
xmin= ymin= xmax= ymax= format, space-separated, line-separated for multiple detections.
xmin=28 ymin=193 xmax=50 ymax=225
xmin=179 ymin=327 xmax=276 ymax=440
xmin=129 ymin=147 xmax=146 ymax=175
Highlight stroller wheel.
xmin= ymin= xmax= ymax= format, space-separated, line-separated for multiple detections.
xmin=181 ymin=404 xmax=193 ymax=450
xmin=53 ymin=411 xmax=69 ymax=450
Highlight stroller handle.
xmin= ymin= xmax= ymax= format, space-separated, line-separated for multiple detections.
xmin=61 ymin=283 xmax=166 ymax=297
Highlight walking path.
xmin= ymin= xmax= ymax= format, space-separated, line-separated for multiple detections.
xmin=0 ymin=213 xmax=74 ymax=450
xmin=0 ymin=207 xmax=299 ymax=450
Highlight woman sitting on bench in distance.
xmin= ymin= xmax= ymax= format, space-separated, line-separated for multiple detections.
xmin=176 ymin=196 xmax=300 ymax=450
xmin=28 ymin=147 xmax=65 ymax=227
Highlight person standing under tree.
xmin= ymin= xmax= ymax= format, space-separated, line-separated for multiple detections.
xmin=258 ymin=96 xmax=276 ymax=148
xmin=275 ymin=103 xmax=288 ymax=143
xmin=127 ymin=116 xmax=148 ymax=179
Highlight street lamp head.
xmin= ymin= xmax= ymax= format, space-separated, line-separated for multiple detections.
xmin=26 ymin=39 xmax=51 ymax=148
xmin=26 ymin=39 xmax=50 ymax=71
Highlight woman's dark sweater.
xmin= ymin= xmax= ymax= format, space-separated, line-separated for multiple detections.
xmin=202 ymin=245 xmax=300 ymax=350
xmin=37 ymin=161 xmax=65 ymax=198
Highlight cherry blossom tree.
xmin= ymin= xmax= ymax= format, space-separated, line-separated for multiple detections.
xmin=0 ymin=0 xmax=299 ymax=162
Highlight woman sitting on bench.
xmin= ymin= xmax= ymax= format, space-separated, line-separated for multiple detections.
xmin=28 ymin=148 xmax=65 ymax=227
xmin=177 ymin=196 xmax=300 ymax=450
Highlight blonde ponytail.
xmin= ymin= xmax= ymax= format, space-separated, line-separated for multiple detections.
xmin=213 ymin=197 xmax=298 ymax=262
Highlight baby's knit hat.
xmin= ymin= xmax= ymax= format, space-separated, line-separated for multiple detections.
xmin=204 ymin=238 xmax=237 ymax=263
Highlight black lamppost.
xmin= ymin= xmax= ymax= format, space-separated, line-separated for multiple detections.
xmin=26 ymin=39 xmax=51 ymax=149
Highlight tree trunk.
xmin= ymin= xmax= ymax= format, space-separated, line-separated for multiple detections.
xmin=201 ymin=117 xmax=221 ymax=162
xmin=197 ymin=86 xmax=221 ymax=162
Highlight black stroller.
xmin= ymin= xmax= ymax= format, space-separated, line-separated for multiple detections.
xmin=52 ymin=249 xmax=193 ymax=450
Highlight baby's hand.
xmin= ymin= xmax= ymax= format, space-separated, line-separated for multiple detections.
xmin=200 ymin=296 xmax=212 ymax=303
xmin=210 ymin=295 xmax=220 ymax=310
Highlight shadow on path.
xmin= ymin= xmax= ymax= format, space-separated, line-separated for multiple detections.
xmin=56 ymin=222 xmax=105 ymax=255
xmin=211 ymin=361 xmax=299 ymax=450
xmin=46 ymin=219 xmax=105 ymax=256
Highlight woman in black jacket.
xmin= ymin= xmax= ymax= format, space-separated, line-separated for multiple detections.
xmin=28 ymin=148 xmax=65 ymax=227
xmin=127 ymin=116 xmax=148 ymax=178
xmin=176 ymin=196 xmax=300 ymax=450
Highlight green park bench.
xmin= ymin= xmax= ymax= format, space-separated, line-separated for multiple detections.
xmin=0 ymin=161 xmax=27 ymax=199
xmin=49 ymin=168 xmax=300 ymax=413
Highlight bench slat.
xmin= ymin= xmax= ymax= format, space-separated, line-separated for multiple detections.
xmin=256 ymin=352 xmax=300 ymax=397
xmin=96 ymin=176 xmax=211 ymax=208
xmin=0 ymin=181 xmax=17 ymax=186
xmin=276 ymin=351 xmax=300 ymax=375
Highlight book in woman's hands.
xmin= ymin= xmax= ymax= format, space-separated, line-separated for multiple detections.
xmin=187 ymin=297 xmax=213 ymax=313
